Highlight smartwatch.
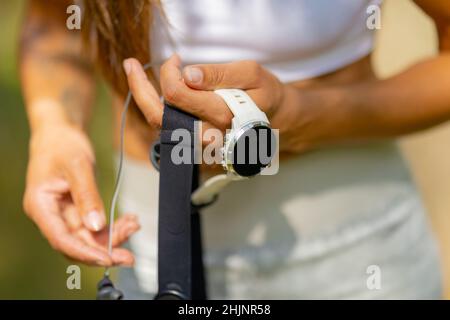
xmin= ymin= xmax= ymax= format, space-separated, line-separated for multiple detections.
xmin=191 ymin=89 xmax=276 ymax=206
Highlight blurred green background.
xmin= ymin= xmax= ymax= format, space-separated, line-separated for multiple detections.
xmin=0 ymin=1 xmax=113 ymax=299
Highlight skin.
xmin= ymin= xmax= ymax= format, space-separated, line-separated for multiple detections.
xmin=20 ymin=0 xmax=450 ymax=271
xmin=20 ymin=1 xmax=138 ymax=266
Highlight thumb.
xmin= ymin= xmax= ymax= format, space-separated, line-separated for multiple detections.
xmin=123 ymin=58 xmax=163 ymax=128
xmin=65 ymin=157 xmax=106 ymax=232
xmin=182 ymin=61 xmax=262 ymax=90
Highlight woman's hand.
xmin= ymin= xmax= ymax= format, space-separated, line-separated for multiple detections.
xmin=123 ymin=54 xmax=290 ymax=133
xmin=23 ymin=124 xmax=140 ymax=266
xmin=123 ymin=54 xmax=326 ymax=153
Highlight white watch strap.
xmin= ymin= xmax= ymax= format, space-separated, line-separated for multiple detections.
xmin=191 ymin=89 xmax=268 ymax=206
xmin=214 ymin=89 xmax=269 ymax=128
xmin=191 ymin=174 xmax=242 ymax=206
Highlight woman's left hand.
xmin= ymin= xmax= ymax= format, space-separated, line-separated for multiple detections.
xmin=123 ymin=54 xmax=288 ymax=132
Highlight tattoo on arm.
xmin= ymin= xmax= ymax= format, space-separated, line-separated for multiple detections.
xmin=19 ymin=22 xmax=50 ymax=56
xmin=20 ymin=1 xmax=96 ymax=130
xmin=21 ymin=24 xmax=95 ymax=128
xmin=60 ymin=83 xmax=91 ymax=128
xmin=50 ymin=52 xmax=94 ymax=76
xmin=20 ymin=1 xmax=96 ymax=129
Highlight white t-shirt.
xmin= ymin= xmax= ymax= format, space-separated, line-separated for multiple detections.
xmin=151 ymin=0 xmax=381 ymax=82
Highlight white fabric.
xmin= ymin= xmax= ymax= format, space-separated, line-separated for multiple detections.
xmin=151 ymin=0 xmax=381 ymax=82
xmin=118 ymin=142 xmax=442 ymax=299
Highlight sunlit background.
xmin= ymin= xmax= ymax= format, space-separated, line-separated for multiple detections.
xmin=0 ymin=0 xmax=448 ymax=299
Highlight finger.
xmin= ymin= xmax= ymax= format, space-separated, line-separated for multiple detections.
xmin=182 ymin=60 xmax=263 ymax=90
xmin=123 ymin=58 xmax=164 ymax=127
xmin=92 ymin=214 xmax=141 ymax=247
xmin=110 ymin=214 xmax=140 ymax=247
xmin=111 ymin=248 xmax=135 ymax=267
xmin=24 ymin=178 xmax=69 ymax=218
xmin=68 ymin=230 xmax=133 ymax=266
xmin=160 ymin=55 xmax=233 ymax=130
xmin=75 ymin=225 xmax=137 ymax=267
xmin=66 ymin=229 xmax=137 ymax=267
xmin=64 ymin=156 xmax=106 ymax=232
xmin=61 ymin=203 xmax=82 ymax=231
xmin=29 ymin=192 xmax=112 ymax=266
xmin=56 ymin=232 xmax=113 ymax=266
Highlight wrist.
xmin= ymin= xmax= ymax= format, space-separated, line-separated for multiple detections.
xmin=270 ymin=84 xmax=317 ymax=152
xmin=29 ymin=122 xmax=94 ymax=162
xmin=272 ymin=84 xmax=353 ymax=153
xmin=27 ymin=99 xmax=82 ymax=134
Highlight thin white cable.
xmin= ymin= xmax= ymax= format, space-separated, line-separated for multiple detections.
xmin=105 ymin=62 xmax=154 ymax=276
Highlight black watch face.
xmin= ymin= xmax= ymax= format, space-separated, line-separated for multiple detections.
xmin=231 ymin=125 xmax=276 ymax=177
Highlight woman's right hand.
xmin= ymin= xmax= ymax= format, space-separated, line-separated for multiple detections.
xmin=23 ymin=124 xmax=140 ymax=266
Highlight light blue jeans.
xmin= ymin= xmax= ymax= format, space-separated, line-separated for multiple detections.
xmin=117 ymin=141 xmax=443 ymax=299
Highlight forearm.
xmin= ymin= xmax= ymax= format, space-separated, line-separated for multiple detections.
xmin=279 ymin=54 xmax=450 ymax=152
xmin=20 ymin=1 xmax=95 ymax=133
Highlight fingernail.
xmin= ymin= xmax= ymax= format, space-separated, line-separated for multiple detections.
xmin=123 ymin=59 xmax=132 ymax=75
xmin=184 ymin=67 xmax=203 ymax=84
xmin=83 ymin=210 xmax=106 ymax=232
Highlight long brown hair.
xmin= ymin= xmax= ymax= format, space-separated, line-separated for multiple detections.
xmin=80 ymin=0 xmax=161 ymax=122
